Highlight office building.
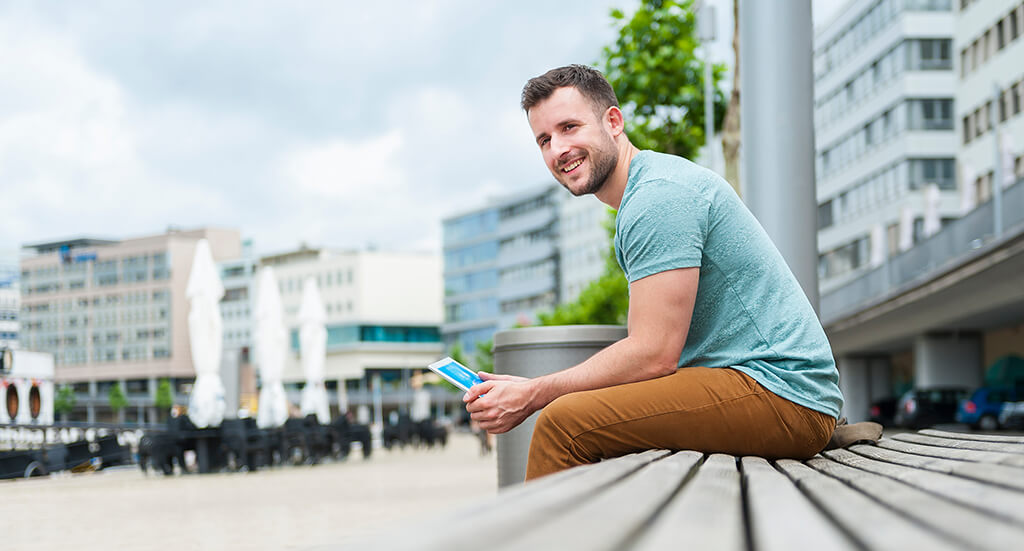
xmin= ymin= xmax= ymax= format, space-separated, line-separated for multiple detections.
xmin=260 ymin=246 xmax=444 ymax=417
xmin=0 ymin=262 xmax=18 ymax=350
xmin=218 ymin=238 xmax=259 ymax=415
xmin=814 ymin=0 xmax=960 ymax=293
xmin=956 ymin=0 xmax=1024 ymax=198
xmin=19 ymin=228 xmax=242 ymax=423
xmin=442 ymin=184 xmax=609 ymax=354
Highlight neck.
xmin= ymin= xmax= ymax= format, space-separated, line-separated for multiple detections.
xmin=595 ymin=140 xmax=640 ymax=210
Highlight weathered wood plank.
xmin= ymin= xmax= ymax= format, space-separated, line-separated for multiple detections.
xmin=848 ymin=444 xmax=1024 ymax=491
xmin=878 ymin=437 xmax=1024 ymax=468
xmin=742 ymin=457 xmax=856 ymax=551
xmin=630 ymin=454 xmax=745 ymax=551
xmin=822 ymin=448 xmax=1024 ymax=524
xmin=807 ymin=455 xmax=1024 ymax=549
xmin=492 ymin=451 xmax=703 ymax=551
xmin=776 ymin=459 xmax=960 ymax=551
xmin=893 ymin=432 xmax=1024 ymax=455
xmin=378 ymin=449 xmax=672 ymax=551
xmin=920 ymin=428 xmax=1024 ymax=445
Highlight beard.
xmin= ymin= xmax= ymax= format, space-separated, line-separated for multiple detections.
xmin=561 ymin=134 xmax=618 ymax=197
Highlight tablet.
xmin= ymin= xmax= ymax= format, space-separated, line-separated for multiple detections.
xmin=428 ymin=357 xmax=484 ymax=392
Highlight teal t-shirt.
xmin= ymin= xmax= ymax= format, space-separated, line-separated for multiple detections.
xmin=614 ymin=151 xmax=843 ymax=419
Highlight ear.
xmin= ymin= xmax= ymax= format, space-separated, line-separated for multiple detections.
xmin=604 ymin=106 xmax=626 ymax=137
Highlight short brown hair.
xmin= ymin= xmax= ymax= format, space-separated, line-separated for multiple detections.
xmin=521 ymin=64 xmax=619 ymax=115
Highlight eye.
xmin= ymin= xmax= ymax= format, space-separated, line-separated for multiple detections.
xmin=538 ymin=137 xmax=550 ymax=147
xmin=564 ymin=123 xmax=577 ymax=131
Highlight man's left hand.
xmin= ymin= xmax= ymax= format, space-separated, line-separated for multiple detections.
xmin=464 ymin=373 xmax=536 ymax=434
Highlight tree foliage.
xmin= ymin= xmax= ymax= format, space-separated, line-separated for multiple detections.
xmin=537 ymin=1 xmax=728 ymax=327
xmin=108 ymin=383 xmax=128 ymax=413
xmin=54 ymin=385 xmax=76 ymax=419
xmin=601 ymin=0 xmax=728 ymax=159
xmin=154 ymin=378 xmax=174 ymax=409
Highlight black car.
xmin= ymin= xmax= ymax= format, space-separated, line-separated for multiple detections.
xmin=893 ymin=387 xmax=969 ymax=429
xmin=868 ymin=396 xmax=899 ymax=427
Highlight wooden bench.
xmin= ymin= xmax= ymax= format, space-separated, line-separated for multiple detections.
xmin=358 ymin=429 xmax=1024 ymax=551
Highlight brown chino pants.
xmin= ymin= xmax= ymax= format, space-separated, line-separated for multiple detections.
xmin=525 ymin=366 xmax=836 ymax=481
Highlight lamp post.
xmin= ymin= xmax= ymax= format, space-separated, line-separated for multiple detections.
xmin=698 ymin=2 xmax=717 ymax=174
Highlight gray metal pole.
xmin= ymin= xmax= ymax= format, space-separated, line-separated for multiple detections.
xmin=992 ymin=83 xmax=1004 ymax=239
xmin=739 ymin=0 xmax=820 ymax=312
xmin=700 ymin=4 xmax=717 ymax=173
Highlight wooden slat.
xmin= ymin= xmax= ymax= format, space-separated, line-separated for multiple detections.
xmin=920 ymin=428 xmax=1024 ymax=445
xmin=822 ymin=448 xmax=1024 ymax=524
xmin=380 ymin=450 xmax=672 ymax=551
xmin=492 ymin=451 xmax=703 ymax=551
xmin=776 ymin=459 xmax=960 ymax=551
xmin=848 ymin=444 xmax=1024 ymax=491
xmin=742 ymin=457 xmax=856 ymax=551
xmin=893 ymin=432 xmax=1024 ymax=455
xmin=807 ymin=455 xmax=1024 ymax=549
xmin=630 ymin=454 xmax=745 ymax=551
xmin=877 ymin=437 xmax=1024 ymax=468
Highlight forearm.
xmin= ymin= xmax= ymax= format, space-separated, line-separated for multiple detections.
xmin=526 ymin=335 xmax=679 ymax=411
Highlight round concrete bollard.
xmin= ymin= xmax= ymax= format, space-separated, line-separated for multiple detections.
xmin=493 ymin=325 xmax=627 ymax=488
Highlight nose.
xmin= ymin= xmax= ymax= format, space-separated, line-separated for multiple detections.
xmin=549 ymin=133 xmax=572 ymax=161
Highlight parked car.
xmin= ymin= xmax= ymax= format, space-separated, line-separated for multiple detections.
xmin=869 ymin=396 xmax=899 ymax=427
xmin=957 ymin=387 xmax=1019 ymax=431
xmin=999 ymin=401 xmax=1024 ymax=430
xmin=893 ymin=387 xmax=969 ymax=429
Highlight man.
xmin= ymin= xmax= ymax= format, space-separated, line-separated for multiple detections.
xmin=464 ymin=65 xmax=854 ymax=481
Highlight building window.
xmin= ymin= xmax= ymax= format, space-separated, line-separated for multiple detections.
xmin=817 ymin=201 xmax=834 ymax=230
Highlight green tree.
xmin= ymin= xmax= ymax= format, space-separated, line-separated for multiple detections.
xmin=108 ymin=383 xmax=128 ymax=413
xmin=154 ymin=378 xmax=174 ymax=410
xmin=601 ymin=0 xmax=728 ymax=159
xmin=54 ymin=385 xmax=76 ymax=421
xmin=473 ymin=339 xmax=494 ymax=375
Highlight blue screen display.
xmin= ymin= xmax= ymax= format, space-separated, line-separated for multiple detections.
xmin=432 ymin=359 xmax=483 ymax=391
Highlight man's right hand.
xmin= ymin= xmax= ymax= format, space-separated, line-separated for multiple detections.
xmin=464 ymin=373 xmax=536 ymax=434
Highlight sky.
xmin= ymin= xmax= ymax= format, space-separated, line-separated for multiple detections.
xmin=0 ymin=0 xmax=844 ymax=261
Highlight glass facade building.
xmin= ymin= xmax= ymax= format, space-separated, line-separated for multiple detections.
xmin=441 ymin=185 xmax=608 ymax=355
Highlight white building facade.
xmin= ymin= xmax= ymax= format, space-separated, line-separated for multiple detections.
xmin=956 ymin=0 xmax=1024 ymax=200
xmin=259 ymin=247 xmax=444 ymax=416
xmin=814 ymin=0 xmax=960 ymax=293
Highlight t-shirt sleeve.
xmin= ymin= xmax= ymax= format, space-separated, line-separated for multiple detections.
xmin=616 ymin=180 xmax=711 ymax=283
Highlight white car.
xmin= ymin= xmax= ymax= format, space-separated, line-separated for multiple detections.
xmin=998 ymin=401 xmax=1024 ymax=430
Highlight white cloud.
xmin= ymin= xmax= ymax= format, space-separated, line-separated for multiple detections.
xmin=281 ymin=131 xmax=406 ymax=199
xmin=0 ymin=1 xmax=625 ymax=258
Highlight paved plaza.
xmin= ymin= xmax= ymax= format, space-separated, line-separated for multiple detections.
xmin=1 ymin=432 xmax=497 ymax=550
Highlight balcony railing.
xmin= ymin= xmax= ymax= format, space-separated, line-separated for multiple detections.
xmin=821 ymin=177 xmax=1024 ymax=325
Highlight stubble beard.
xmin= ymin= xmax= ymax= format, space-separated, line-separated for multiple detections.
xmin=562 ymin=135 xmax=619 ymax=197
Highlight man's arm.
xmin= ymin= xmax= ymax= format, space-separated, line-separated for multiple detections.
xmin=464 ymin=266 xmax=699 ymax=433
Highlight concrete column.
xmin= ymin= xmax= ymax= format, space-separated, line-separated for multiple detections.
xmin=336 ymin=379 xmax=348 ymax=414
xmin=913 ymin=333 xmax=983 ymax=388
xmin=838 ymin=356 xmax=870 ymax=423
xmin=838 ymin=356 xmax=893 ymax=422
xmin=740 ymin=0 xmax=820 ymax=312
xmin=867 ymin=358 xmax=892 ymax=401
xmin=87 ymin=380 xmax=97 ymax=424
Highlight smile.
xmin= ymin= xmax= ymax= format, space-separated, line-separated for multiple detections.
xmin=562 ymin=158 xmax=584 ymax=173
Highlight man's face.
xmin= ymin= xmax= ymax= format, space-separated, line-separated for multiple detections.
xmin=527 ymin=87 xmax=619 ymax=197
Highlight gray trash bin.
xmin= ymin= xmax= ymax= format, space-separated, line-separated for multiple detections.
xmin=493 ymin=325 xmax=627 ymax=487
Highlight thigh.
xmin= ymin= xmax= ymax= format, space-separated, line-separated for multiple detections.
xmin=545 ymin=366 xmax=828 ymax=460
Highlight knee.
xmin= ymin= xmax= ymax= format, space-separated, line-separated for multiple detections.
xmin=535 ymin=393 xmax=585 ymax=439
